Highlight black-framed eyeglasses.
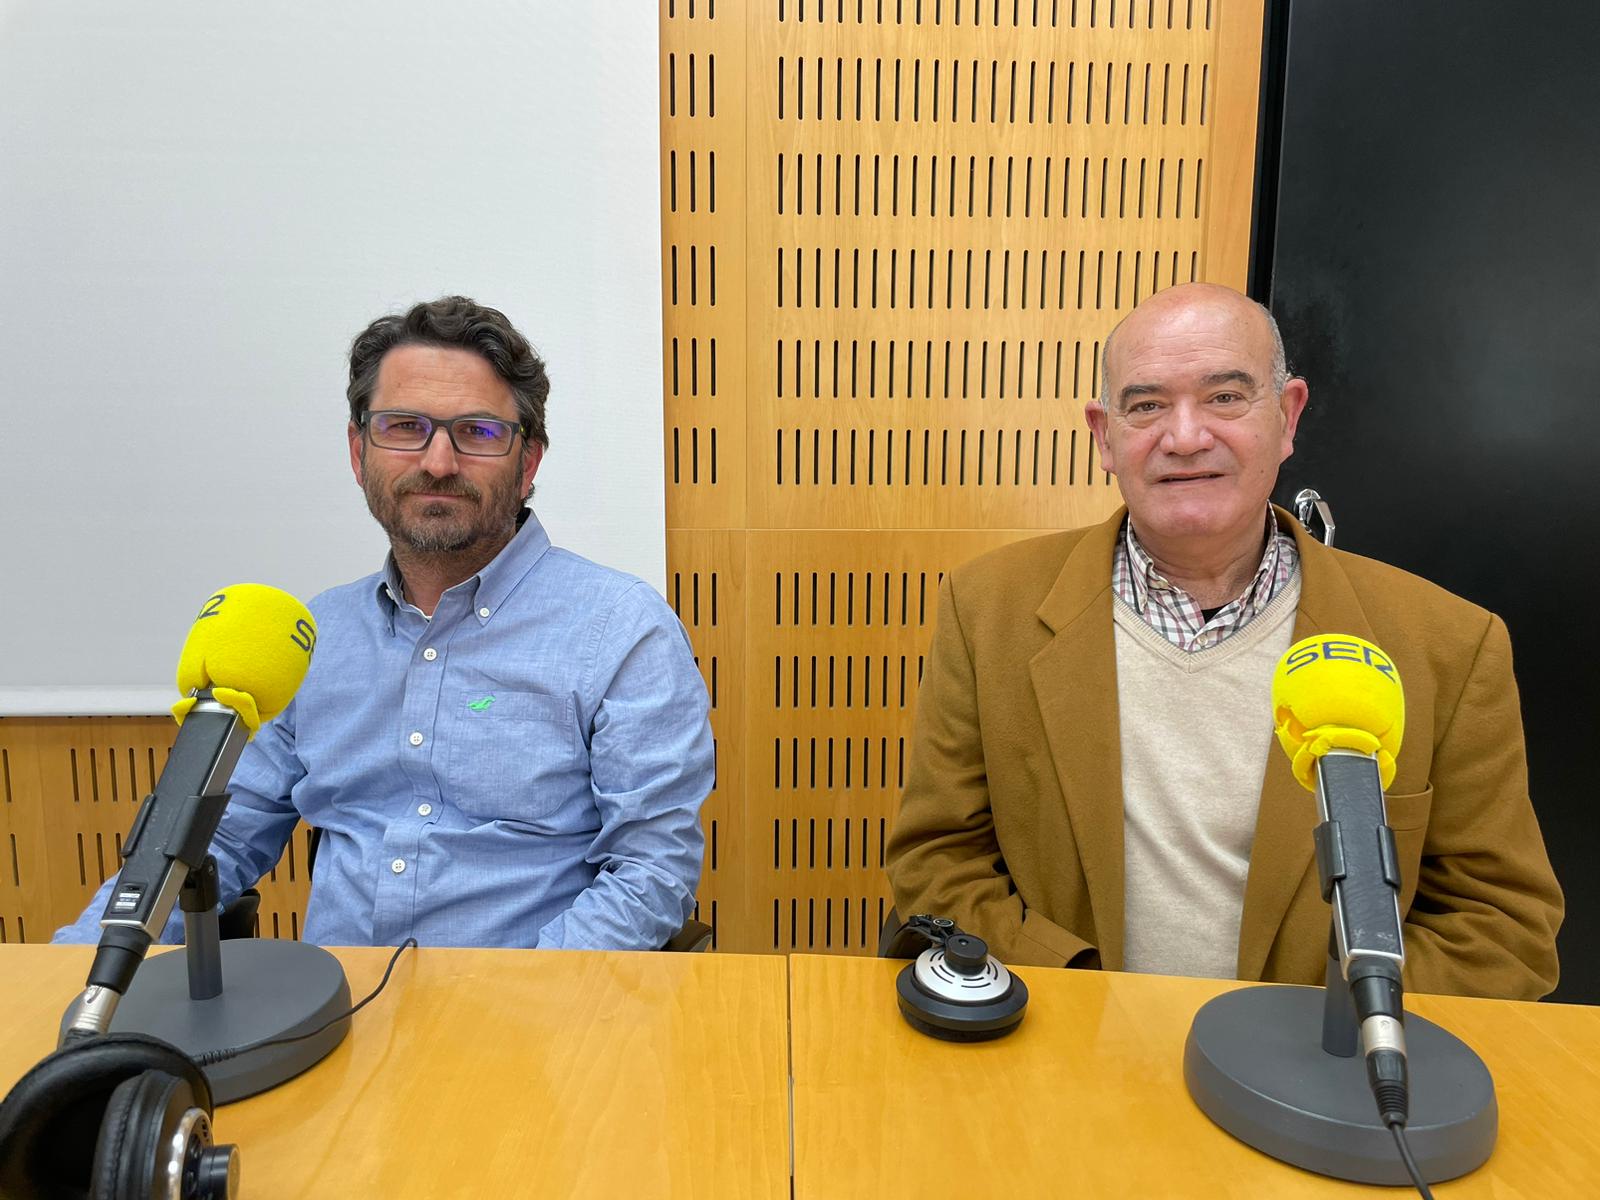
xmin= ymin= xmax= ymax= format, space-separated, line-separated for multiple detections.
xmin=359 ymin=410 xmax=526 ymax=457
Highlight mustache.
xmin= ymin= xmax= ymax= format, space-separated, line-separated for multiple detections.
xmin=393 ymin=472 xmax=481 ymax=501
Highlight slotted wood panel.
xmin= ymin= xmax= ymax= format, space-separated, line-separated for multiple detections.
xmin=0 ymin=718 xmax=311 ymax=943
xmin=662 ymin=0 xmax=1265 ymax=953
xmin=665 ymin=530 xmax=749 ymax=949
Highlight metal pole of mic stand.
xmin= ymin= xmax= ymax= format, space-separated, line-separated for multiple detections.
xmin=180 ymin=857 xmax=225 ymax=1002
xmin=1320 ymin=926 xmax=1359 ymax=1059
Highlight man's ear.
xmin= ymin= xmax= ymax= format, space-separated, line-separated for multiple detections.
xmin=1278 ymin=378 xmax=1310 ymax=461
xmin=1084 ymin=401 xmax=1117 ymax=475
xmin=520 ymin=440 xmax=545 ymax=497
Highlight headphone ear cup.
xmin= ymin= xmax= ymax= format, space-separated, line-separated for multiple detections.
xmin=0 ymin=1034 xmax=211 ymax=1200
xmin=894 ymin=959 xmax=1029 ymax=1042
xmin=90 ymin=1072 xmax=181 ymax=1200
xmin=894 ymin=988 xmax=970 ymax=1041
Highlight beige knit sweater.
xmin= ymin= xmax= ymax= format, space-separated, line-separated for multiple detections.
xmin=1114 ymin=575 xmax=1302 ymax=978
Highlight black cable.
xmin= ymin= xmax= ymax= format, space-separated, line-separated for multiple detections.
xmin=1389 ymin=1122 xmax=1436 ymax=1200
xmin=194 ymin=938 xmax=417 ymax=1067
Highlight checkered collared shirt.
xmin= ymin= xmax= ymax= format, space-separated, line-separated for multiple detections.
xmin=1111 ymin=507 xmax=1300 ymax=652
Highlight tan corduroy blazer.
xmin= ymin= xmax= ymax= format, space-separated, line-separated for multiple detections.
xmin=885 ymin=507 xmax=1563 ymax=999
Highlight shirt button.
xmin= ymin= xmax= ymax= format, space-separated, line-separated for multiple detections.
xmin=417 ymin=803 xmax=432 ymax=816
xmin=409 ymin=732 xmax=424 ymax=747
xmin=478 ymin=606 xmax=491 ymax=618
xmin=422 ymin=647 xmax=437 ymax=661
xmin=391 ymin=858 xmax=406 ymax=874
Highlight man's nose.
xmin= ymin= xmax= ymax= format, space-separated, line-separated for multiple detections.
xmin=419 ymin=424 xmax=461 ymax=475
xmin=1160 ymin=399 xmax=1214 ymax=455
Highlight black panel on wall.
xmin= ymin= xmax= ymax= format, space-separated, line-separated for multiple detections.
xmin=1264 ymin=2 xmax=1600 ymax=1001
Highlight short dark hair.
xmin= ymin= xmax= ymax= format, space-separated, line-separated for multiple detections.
xmin=346 ymin=296 xmax=550 ymax=448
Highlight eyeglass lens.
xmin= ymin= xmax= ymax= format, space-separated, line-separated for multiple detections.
xmin=367 ymin=412 xmax=517 ymax=456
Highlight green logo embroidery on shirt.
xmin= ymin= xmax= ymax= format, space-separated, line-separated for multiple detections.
xmin=467 ymin=695 xmax=496 ymax=712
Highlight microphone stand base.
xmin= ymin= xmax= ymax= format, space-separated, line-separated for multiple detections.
xmin=1184 ymin=985 xmax=1496 ymax=1185
xmin=110 ymin=939 xmax=352 ymax=1104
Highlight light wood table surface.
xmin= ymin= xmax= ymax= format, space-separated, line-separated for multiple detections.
xmin=0 ymin=944 xmax=790 ymax=1199
xmin=789 ymin=954 xmax=1600 ymax=1198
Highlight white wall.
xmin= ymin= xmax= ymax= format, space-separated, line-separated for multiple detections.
xmin=0 ymin=1 xmax=665 ymax=714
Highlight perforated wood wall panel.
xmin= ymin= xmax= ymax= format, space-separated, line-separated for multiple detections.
xmin=0 ymin=719 xmax=312 ymax=942
xmin=662 ymin=0 xmax=1265 ymax=953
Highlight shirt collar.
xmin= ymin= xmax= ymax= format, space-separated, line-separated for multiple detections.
xmin=1122 ymin=505 xmax=1283 ymax=614
xmin=373 ymin=507 xmax=552 ymax=628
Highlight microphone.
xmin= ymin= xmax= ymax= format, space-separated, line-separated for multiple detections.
xmin=1184 ymin=632 xmax=1493 ymax=1186
xmin=1271 ymin=634 xmax=1410 ymax=1126
xmin=61 ymin=585 xmax=316 ymax=1045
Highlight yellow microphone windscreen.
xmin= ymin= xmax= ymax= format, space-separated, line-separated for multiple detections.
xmin=1271 ymin=635 xmax=1405 ymax=791
xmin=171 ymin=584 xmax=317 ymax=735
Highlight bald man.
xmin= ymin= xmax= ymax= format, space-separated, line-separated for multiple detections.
xmin=885 ymin=283 xmax=1562 ymax=999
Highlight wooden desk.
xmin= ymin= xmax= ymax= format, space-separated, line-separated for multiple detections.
xmin=0 ymin=945 xmax=790 ymax=1199
xmin=789 ymin=955 xmax=1600 ymax=1197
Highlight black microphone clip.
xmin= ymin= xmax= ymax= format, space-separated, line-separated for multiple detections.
xmin=1310 ymin=751 xmax=1412 ymax=1129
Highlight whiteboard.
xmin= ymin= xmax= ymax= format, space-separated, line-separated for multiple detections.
xmin=0 ymin=1 xmax=665 ymax=714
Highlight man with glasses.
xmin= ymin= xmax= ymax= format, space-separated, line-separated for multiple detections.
xmin=56 ymin=296 xmax=712 ymax=950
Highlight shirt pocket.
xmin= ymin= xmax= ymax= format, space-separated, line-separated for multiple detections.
xmin=1384 ymin=784 xmax=1434 ymax=914
xmin=440 ymin=689 xmax=586 ymax=822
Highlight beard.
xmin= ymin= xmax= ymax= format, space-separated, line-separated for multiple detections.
xmin=361 ymin=453 xmax=527 ymax=555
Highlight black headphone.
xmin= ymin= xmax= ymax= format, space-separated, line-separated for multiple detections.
xmin=0 ymin=1032 xmax=238 ymax=1200
xmin=881 ymin=914 xmax=1029 ymax=1042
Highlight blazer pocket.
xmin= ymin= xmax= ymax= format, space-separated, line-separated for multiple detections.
xmin=1385 ymin=784 xmax=1434 ymax=913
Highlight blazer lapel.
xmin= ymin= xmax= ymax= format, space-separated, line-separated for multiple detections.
xmin=1235 ymin=510 xmax=1376 ymax=980
xmin=1029 ymin=509 xmax=1128 ymax=970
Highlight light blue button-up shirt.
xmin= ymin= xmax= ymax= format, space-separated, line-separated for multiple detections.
xmin=55 ymin=511 xmax=711 ymax=950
